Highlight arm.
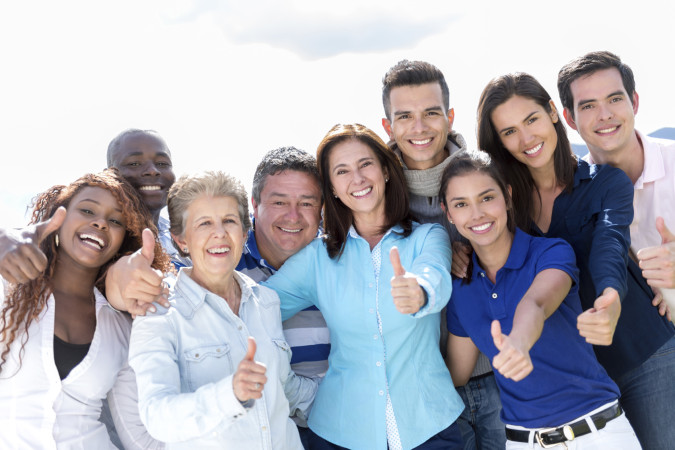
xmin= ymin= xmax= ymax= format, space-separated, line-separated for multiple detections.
xmin=491 ymin=268 xmax=572 ymax=382
xmin=107 ymin=362 xmax=165 ymax=450
xmin=406 ymin=224 xmax=454 ymax=318
xmin=128 ymin=315 xmax=249 ymax=443
xmin=577 ymin=167 xmax=633 ymax=345
xmin=445 ymin=333 xmax=480 ymax=387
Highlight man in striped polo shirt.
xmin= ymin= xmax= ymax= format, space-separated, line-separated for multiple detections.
xmin=237 ymin=146 xmax=330 ymax=448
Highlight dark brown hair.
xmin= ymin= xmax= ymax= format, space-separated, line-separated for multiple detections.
xmin=382 ymin=59 xmax=449 ymax=120
xmin=316 ymin=123 xmax=413 ymax=259
xmin=477 ymin=72 xmax=576 ymax=231
xmin=0 ymin=169 xmax=170 ymax=374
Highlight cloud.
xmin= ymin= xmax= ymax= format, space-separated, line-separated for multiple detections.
xmin=161 ymin=0 xmax=459 ymax=59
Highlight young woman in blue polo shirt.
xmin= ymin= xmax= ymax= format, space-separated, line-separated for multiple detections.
xmin=440 ymin=150 xmax=639 ymax=449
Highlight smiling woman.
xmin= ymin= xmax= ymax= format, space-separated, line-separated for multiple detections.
xmin=0 ymin=168 xmax=169 ymax=449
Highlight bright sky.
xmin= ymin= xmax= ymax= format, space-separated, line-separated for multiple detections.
xmin=2 ymin=0 xmax=674 ymax=227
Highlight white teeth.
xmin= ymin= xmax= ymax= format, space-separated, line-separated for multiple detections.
xmin=80 ymin=234 xmax=104 ymax=249
xmin=280 ymin=227 xmax=301 ymax=233
xmin=207 ymin=247 xmax=229 ymax=254
xmin=470 ymin=223 xmax=491 ymax=232
xmin=352 ymin=187 xmax=372 ymax=197
xmin=411 ymin=138 xmax=432 ymax=145
xmin=525 ymin=143 xmax=543 ymax=155
xmin=597 ymin=127 xmax=617 ymax=134
xmin=139 ymin=186 xmax=161 ymax=191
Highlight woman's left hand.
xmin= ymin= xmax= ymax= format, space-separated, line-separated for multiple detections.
xmin=390 ymin=247 xmax=426 ymax=315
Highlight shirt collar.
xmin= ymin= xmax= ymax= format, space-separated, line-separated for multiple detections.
xmin=347 ymin=223 xmax=403 ymax=240
xmin=471 ymin=227 xmax=530 ymax=277
xmin=246 ymin=220 xmax=277 ymax=272
xmin=634 ymin=129 xmax=666 ymax=188
xmin=173 ymin=267 xmax=258 ymax=312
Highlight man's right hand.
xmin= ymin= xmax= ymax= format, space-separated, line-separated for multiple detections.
xmin=105 ymin=228 xmax=169 ymax=315
xmin=0 ymin=207 xmax=66 ymax=284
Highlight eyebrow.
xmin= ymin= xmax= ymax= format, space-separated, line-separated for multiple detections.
xmin=497 ymin=111 xmax=538 ymax=134
xmin=577 ymin=90 xmax=625 ymax=108
xmin=78 ymin=198 xmax=123 ymax=213
xmin=332 ymin=157 xmax=374 ymax=171
xmin=449 ymin=188 xmax=496 ymax=202
xmin=267 ymin=192 xmax=320 ymax=200
xmin=393 ymin=106 xmax=444 ymax=117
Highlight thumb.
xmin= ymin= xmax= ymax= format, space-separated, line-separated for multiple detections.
xmin=389 ymin=247 xmax=405 ymax=277
xmin=594 ymin=290 xmax=618 ymax=310
xmin=244 ymin=337 xmax=256 ymax=361
xmin=140 ymin=228 xmax=156 ymax=264
xmin=656 ymin=217 xmax=675 ymax=244
xmin=491 ymin=320 xmax=504 ymax=350
xmin=37 ymin=206 xmax=67 ymax=244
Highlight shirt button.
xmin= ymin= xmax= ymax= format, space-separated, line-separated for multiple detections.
xmin=373 ymin=334 xmax=378 ymax=340
xmin=369 ymin=283 xmax=373 ymax=288
xmin=379 ymin=390 xmax=384 ymax=396
xmin=238 ymin=325 xmax=242 ymax=330
xmin=262 ymin=426 xmax=267 ymax=431
xmin=480 ymin=272 xmax=485 ymax=277
xmin=216 ymin=348 xmax=221 ymax=353
xmin=491 ymin=293 xmax=498 ymax=299
xmin=376 ymin=361 xmax=382 ymax=367
xmin=195 ymin=353 xmax=199 ymax=358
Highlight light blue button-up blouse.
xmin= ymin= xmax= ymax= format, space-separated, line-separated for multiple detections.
xmin=264 ymin=222 xmax=464 ymax=450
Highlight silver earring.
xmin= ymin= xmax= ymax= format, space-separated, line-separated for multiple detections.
xmin=183 ymin=247 xmax=188 ymax=253
xmin=385 ymin=177 xmax=389 ymax=183
xmin=449 ymin=220 xmax=454 ymax=224
xmin=55 ymin=234 xmax=60 ymax=247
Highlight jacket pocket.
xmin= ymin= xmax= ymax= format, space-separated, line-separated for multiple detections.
xmin=183 ymin=343 xmax=234 ymax=391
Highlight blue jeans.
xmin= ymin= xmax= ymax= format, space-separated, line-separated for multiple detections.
xmin=615 ymin=334 xmax=675 ymax=450
xmin=456 ymin=372 xmax=506 ymax=450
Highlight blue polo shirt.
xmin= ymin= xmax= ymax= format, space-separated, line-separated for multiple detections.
xmin=536 ymin=160 xmax=675 ymax=379
xmin=447 ymin=229 xmax=619 ymax=428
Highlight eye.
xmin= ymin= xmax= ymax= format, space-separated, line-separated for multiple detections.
xmin=125 ymin=162 xmax=140 ymax=167
xmin=580 ymin=104 xmax=593 ymax=111
xmin=610 ymin=96 xmax=623 ymax=103
xmin=396 ymin=114 xmax=410 ymax=120
xmin=273 ymin=201 xmax=287 ymax=206
xmin=482 ymin=195 xmax=494 ymax=202
xmin=198 ymin=220 xmax=212 ymax=227
xmin=426 ymin=111 xmax=440 ymax=116
xmin=453 ymin=201 xmax=466 ymax=208
xmin=336 ymin=169 xmax=347 ymax=175
xmin=527 ymin=116 xmax=538 ymax=125
xmin=361 ymin=161 xmax=372 ymax=169
xmin=300 ymin=202 xmax=316 ymax=208
xmin=224 ymin=218 xmax=237 ymax=225
xmin=503 ymin=129 xmax=515 ymax=137
xmin=110 ymin=218 xmax=124 ymax=227
xmin=156 ymin=161 xmax=172 ymax=167
xmin=80 ymin=208 xmax=94 ymax=215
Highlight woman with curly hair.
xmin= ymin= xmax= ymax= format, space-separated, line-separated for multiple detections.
xmin=0 ymin=168 xmax=169 ymax=449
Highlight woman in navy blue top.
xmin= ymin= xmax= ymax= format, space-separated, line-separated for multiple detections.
xmin=441 ymin=150 xmax=638 ymax=448
xmin=471 ymin=72 xmax=675 ymax=448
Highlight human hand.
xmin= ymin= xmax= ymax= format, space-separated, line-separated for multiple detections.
xmin=490 ymin=320 xmax=533 ymax=381
xmin=0 ymin=207 xmax=66 ymax=284
xmin=577 ymin=287 xmax=621 ymax=345
xmin=233 ymin=337 xmax=267 ymax=402
xmin=106 ymin=228 xmax=168 ymax=316
xmin=390 ymin=247 xmax=426 ymax=315
xmin=451 ymin=241 xmax=471 ymax=278
xmin=651 ymin=289 xmax=672 ymax=321
xmin=637 ymin=217 xmax=675 ymax=289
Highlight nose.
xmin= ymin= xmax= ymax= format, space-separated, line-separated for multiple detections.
xmin=285 ymin=203 xmax=300 ymax=221
xmin=412 ymin=115 xmax=428 ymax=133
xmin=353 ymin=168 xmax=366 ymax=185
xmin=597 ymin=102 xmax=614 ymax=121
xmin=142 ymin=162 xmax=160 ymax=177
xmin=469 ymin=202 xmax=484 ymax=221
xmin=91 ymin=216 xmax=108 ymax=230
xmin=521 ymin=128 xmax=535 ymax=147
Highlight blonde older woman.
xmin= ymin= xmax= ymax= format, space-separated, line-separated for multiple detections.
xmin=129 ymin=171 xmax=317 ymax=449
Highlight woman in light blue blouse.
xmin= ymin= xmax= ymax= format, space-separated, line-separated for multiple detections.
xmin=264 ymin=123 xmax=464 ymax=450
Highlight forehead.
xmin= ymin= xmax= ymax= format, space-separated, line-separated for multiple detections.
xmin=329 ymin=139 xmax=378 ymax=165
xmin=389 ymin=82 xmax=445 ymax=112
xmin=260 ymin=169 xmax=320 ymax=197
xmin=186 ymin=194 xmax=239 ymax=217
xmin=570 ymin=68 xmax=625 ymax=105
xmin=71 ymin=186 xmax=119 ymax=207
xmin=446 ymin=171 xmax=499 ymax=197
xmin=491 ymin=95 xmax=543 ymax=126
xmin=110 ymin=133 xmax=170 ymax=163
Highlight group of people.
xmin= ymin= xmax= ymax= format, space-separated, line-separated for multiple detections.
xmin=0 ymin=50 xmax=673 ymax=450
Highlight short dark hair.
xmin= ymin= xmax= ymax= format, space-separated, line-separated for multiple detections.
xmin=557 ymin=51 xmax=636 ymax=118
xmin=106 ymin=129 xmax=170 ymax=168
xmin=382 ymin=59 xmax=449 ymax=120
xmin=439 ymin=149 xmax=515 ymax=284
xmin=316 ymin=123 xmax=413 ymax=259
xmin=477 ymin=72 xmax=576 ymax=232
xmin=251 ymin=146 xmax=322 ymax=205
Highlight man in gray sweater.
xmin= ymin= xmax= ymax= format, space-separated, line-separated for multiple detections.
xmin=381 ymin=60 xmax=505 ymax=450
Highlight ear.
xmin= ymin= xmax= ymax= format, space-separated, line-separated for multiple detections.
xmin=447 ymin=108 xmax=455 ymax=130
xmin=382 ymin=118 xmax=393 ymax=138
xmin=171 ymin=232 xmax=187 ymax=252
xmin=563 ymin=108 xmax=578 ymax=131
xmin=251 ymin=196 xmax=259 ymax=220
xmin=507 ymin=184 xmax=513 ymax=198
xmin=548 ymin=100 xmax=559 ymax=123
xmin=632 ymin=91 xmax=639 ymax=116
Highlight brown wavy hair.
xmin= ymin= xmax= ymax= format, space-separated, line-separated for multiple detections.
xmin=0 ymin=168 xmax=170 ymax=375
xmin=317 ymin=123 xmax=413 ymax=259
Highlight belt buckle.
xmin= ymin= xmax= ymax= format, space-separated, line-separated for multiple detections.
xmin=535 ymin=427 xmax=567 ymax=449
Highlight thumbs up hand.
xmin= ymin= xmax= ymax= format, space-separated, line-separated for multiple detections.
xmin=490 ymin=320 xmax=533 ymax=382
xmin=233 ymin=337 xmax=268 ymax=402
xmin=0 ymin=206 xmax=66 ymax=284
xmin=390 ymin=247 xmax=426 ymax=315
xmin=637 ymin=217 xmax=675 ymax=289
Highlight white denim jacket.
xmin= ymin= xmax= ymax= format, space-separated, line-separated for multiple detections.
xmin=129 ymin=269 xmax=317 ymax=449
xmin=0 ymin=279 xmax=161 ymax=449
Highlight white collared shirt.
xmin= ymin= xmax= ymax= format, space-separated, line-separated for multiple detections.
xmin=129 ymin=269 xmax=317 ymax=449
xmin=0 ymin=279 xmax=161 ymax=449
